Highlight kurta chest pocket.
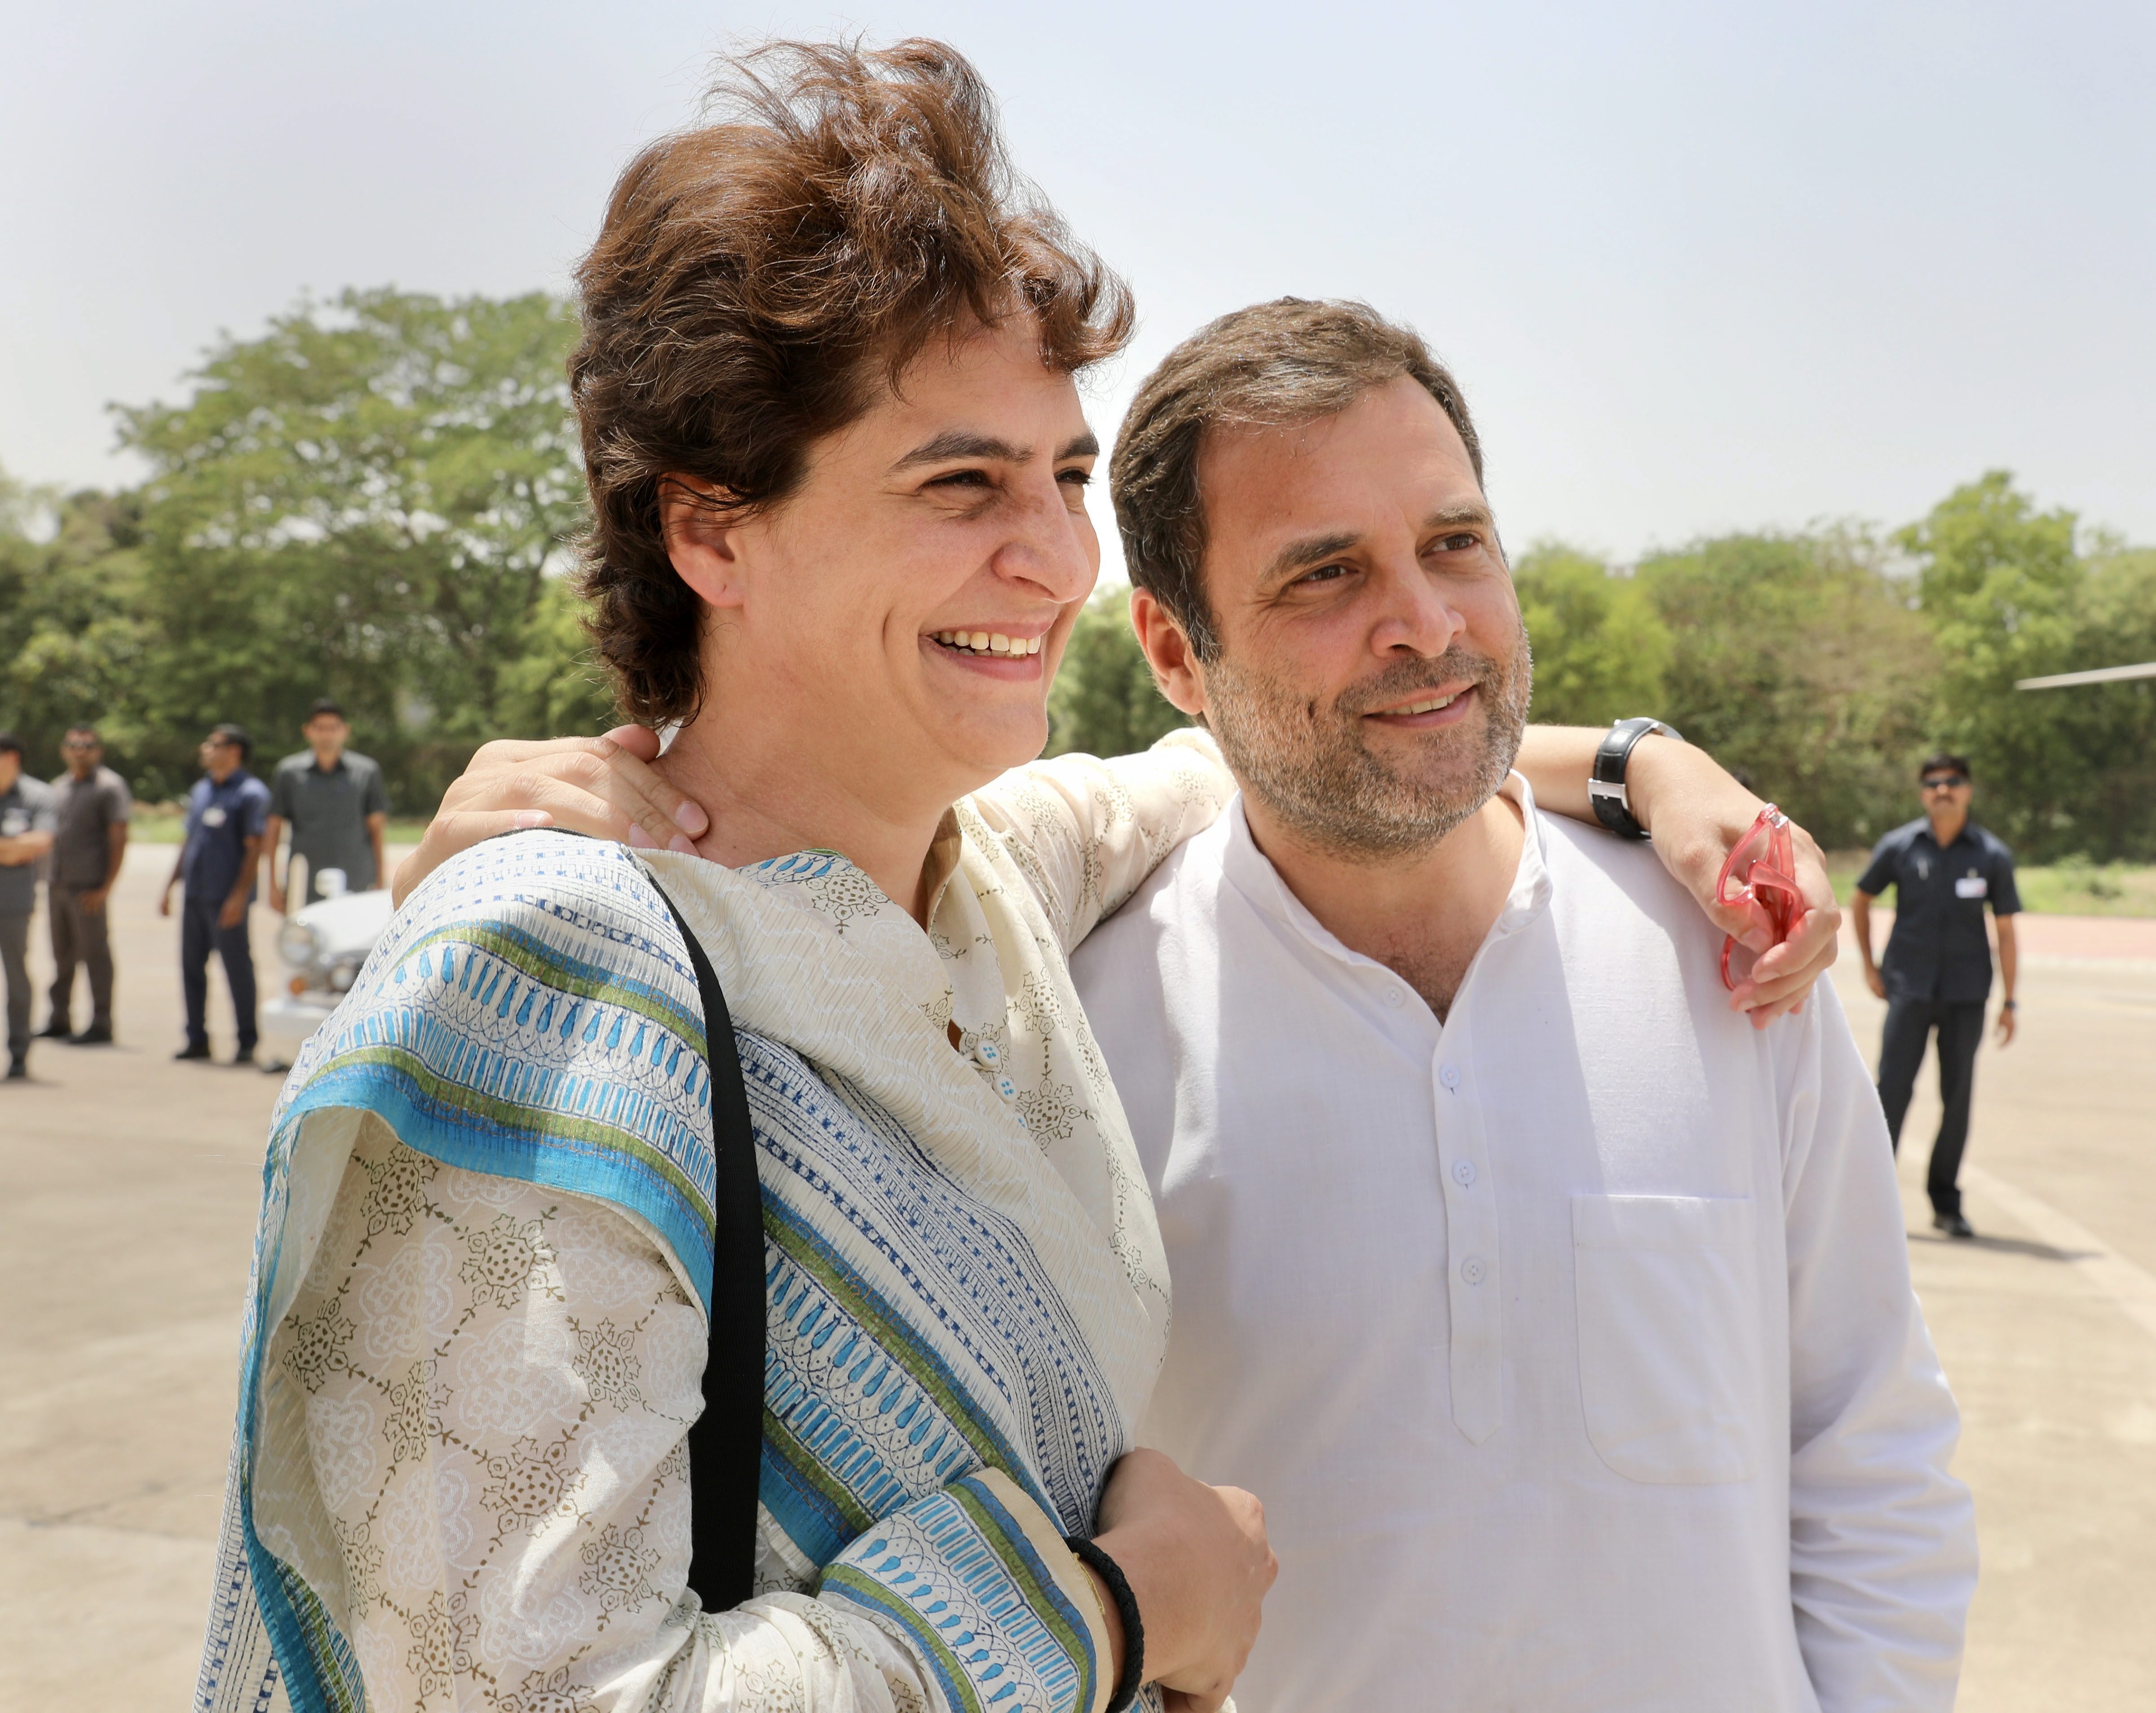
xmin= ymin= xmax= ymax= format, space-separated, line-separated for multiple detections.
xmin=1571 ymin=1195 xmax=1762 ymax=1484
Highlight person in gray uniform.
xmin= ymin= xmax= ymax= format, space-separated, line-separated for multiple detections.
xmin=0 ymin=733 xmax=59 ymax=1079
xmin=1852 ymin=752 xmax=2020 ymax=1239
xmin=42 ymin=725 xmax=131 ymax=1045
xmin=263 ymin=698 xmax=389 ymax=910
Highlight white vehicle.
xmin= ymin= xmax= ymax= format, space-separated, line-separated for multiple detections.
xmin=261 ymin=869 xmax=394 ymax=1070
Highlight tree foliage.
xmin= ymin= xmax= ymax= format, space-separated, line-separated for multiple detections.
xmin=11 ymin=288 xmax=614 ymax=805
xmin=4 ymin=288 xmax=2150 ymax=859
xmin=1511 ymin=544 xmax=1671 ymax=727
xmin=1044 ymin=590 xmax=1191 ymax=759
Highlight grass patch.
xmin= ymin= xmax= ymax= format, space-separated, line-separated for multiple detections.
xmin=1826 ymin=850 xmax=2156 ymax=916
xmin=128 ymin=808 xmax=433 ymax=845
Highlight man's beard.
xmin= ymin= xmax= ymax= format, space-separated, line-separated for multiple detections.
xmin=1204 ymin=635 xmax=1533 ymax=862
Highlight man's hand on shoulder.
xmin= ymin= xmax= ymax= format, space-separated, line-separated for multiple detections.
xmin=393 ymin=727 xmax=709 ymax=908
xmin=1625 ymin=736 xmax=1841 ymax=1029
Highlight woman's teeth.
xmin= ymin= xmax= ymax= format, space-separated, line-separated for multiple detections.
xmin=936 ymin=632 xmax=1042 ymax=656
xmin=1394 ymin=691 xmax=1462 ymax=715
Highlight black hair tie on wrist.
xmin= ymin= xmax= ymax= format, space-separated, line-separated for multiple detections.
xmin=1065 ymin=1534 xmax=1144 ymax=1713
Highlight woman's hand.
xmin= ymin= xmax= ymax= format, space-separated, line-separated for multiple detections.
xmin=1089 ymin=1447 xmax=1276 ymax=1713
xmin=393 ymin=727 xmax=708 ymax=907
xmin=1626 ymin=736 xmax=1842 ymax=1029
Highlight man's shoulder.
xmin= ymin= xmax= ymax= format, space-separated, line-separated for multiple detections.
xmin=1969 ymin=822 xmax=2015 ymax=865
xmin=342 ymin=748 xmax=381 ymax=775
xmin=14 ymin=775 xmax=55 ymax=806
xmin=1873 ymin=817 xmax=1928 ymax=855
xmin=272 ymin=750 xmax=314 ymax=776
xmin=1071 ymin=810 xmax=1234 ymax=978
xmin=95 ymin=766 xmax=132 ymax=804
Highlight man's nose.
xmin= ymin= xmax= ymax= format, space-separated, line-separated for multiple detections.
xmin=1367 ymin=560 xmax=1464 ymax=657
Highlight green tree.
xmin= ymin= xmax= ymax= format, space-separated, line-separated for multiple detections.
xmin=0 ymin=475 xmax=153 ymax=784
xmin=1510 ymin=543 xmax=1672 ymax=726
xmin=1044 ymin=589 xmax=1190 ymax=758
xmin=1637 ymin=527 xmax=1934 ymax=849
xmin=115 ymin=287 xmax=600 ymax=807
xmin=1900 ymin=473 xmax=2155 ymax=859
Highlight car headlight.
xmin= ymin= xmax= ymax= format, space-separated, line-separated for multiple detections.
xmin=327 ymin=958 xmax=363 ymax=993
xmin=278 ymin=920 xmax=325 ymax=971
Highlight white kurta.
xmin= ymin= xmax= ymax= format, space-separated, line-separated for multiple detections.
xmin=1071 ymin=779 xmax=1978 ymax=1713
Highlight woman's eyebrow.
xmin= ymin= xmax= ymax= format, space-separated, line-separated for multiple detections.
xmin=888 ymin=428 xmax=1099 ymax=474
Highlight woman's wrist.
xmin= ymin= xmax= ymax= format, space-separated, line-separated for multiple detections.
xmin=1621 ymin=730 xmax=1757 ymax=839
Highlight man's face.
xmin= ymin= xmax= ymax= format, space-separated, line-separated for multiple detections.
xmin=1165 ymin=375 xmax=1531 ymax=859
xmin=0 ymin=751 xmax=19 ymax=793
xmin=200 ymin=735 xmax=240 ymax=779
xmin=304 ymin=714 xmax=349 ymax=756
xmin=1920 ymin=766 xmax=1972 ymax=817
xmin=62 ymin=734 xmax=101 ymax=777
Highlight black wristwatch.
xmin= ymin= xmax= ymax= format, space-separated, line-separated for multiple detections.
xmin=1589 ymin=718 xmax=1685 ymax=840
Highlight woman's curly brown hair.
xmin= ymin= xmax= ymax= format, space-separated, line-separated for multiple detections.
xmin=571 ymin=38 xmax=1135 ymax=725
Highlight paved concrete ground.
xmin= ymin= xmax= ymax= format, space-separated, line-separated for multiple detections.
xmin=2 ymin=845 xmax=2151 ymax=1708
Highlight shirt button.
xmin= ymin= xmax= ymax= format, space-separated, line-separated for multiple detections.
xmin=973 ymin=1039 xmax=1002 ymax=1069
xmin=994 ymin=1076 xmax=1019 ymax=1102
xmin=1439 ymin=1062 xmax=1461 ymax=1090
xmin=1460 ymin=1256 xmax=1488 ymax=1285
xmin=1382 ymin=987 xmax=1405 ymax=1008
xmin=1452 ymin=1160 xmax=1476 ymax=1187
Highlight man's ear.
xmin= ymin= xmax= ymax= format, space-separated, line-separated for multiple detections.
xmin=658 ymin=475 xmax=748 ymax=609
xmin=1129 ymin=587 xmax=1209 ymax=720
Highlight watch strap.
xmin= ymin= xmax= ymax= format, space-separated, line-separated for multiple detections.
xmin=1590 ymin=718 xmax=1684 ymax=840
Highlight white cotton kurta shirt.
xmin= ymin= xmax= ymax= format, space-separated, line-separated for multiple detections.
xmin=1072 ymin=778 xmax=1978 ymax=1713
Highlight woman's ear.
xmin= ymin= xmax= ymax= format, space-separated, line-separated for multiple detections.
xmin=1129 ymin=586 xmax=1209 ymax=720
xmin=658 ymin=476 xmax=747 ymax=609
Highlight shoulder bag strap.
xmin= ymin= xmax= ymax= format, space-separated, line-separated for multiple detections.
xmin=648 ymin=874 xmax=765 ymax=1610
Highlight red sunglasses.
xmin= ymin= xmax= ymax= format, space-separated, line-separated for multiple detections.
xmin=1717 ymin=805 xmax=1806 ymax=992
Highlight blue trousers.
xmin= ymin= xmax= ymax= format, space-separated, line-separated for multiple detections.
xmin=181 ymin=894 xmax=256 ymax=1053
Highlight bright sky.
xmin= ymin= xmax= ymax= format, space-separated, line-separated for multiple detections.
xmin=4 ymin=0 xmax=2150 ymax=571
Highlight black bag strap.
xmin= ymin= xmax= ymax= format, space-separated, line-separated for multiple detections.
xmin=648 ymin=873 xmax=765 ymax=1611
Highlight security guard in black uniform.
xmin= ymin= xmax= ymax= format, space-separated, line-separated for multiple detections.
xmin=1852 ymin=752 xmax=2019 ymax=1239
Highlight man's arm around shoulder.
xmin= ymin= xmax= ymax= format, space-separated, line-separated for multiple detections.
xmin=1780 ymin=986 xmax=1977 ymax=1710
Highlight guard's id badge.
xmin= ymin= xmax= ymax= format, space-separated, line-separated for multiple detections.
xmin=202 ymin=806 xmax=228 ymax=827
xmin=1955 ymin=873 xmax=1988 ymax=899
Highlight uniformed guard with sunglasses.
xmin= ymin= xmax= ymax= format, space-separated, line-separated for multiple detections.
xmin=1851 ymin=752 xmax=2020 ymax=1239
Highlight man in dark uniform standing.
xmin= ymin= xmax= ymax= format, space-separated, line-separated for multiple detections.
xmin=159 ymin=724 xmax=271 ymax=1064
xmin=1852 ymin=752 xmax=2020 ymax=1239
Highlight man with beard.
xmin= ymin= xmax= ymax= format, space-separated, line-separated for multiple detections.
xmin=1074 ymin=298 xmax=1976 ymax=1712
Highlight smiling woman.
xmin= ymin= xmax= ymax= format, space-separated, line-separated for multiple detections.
xmin=197 ymin=37 xmax=1276 ymax=1713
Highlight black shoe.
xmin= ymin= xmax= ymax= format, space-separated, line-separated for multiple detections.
xmin=174 ymin=1042 xmax=213 ymax=1061
xmin=1933 ymin=1211 xmax=1976 ymax=1239
xmin=34 ymin=1021 xmax=71 ymax=1040
xmin=71 ymin=1025 xmax=113 ymax=1045
xmin=231 ymin=1047 xmax=259 ymax=1067
xmin=5 ymin=1056 xmax=25 ymax=1080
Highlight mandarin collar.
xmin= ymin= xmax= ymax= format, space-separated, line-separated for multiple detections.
xmin=1217 ymin=772 xmax=1553 ymax=979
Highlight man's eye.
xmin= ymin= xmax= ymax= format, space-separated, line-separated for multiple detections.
xmin=1296 ymin=564 xmax=1351 ymax=587
xmin=1434 ymin=532 xmax=1481 ymax=553
xmin=1056 ymin=467 xmax=1092 ymax=488
xmin=929 ymin=469 xmax=993 ymax=491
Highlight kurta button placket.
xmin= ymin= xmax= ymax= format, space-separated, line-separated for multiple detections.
xmin=1433 ymin=1037 xmax=1502 ymax=1444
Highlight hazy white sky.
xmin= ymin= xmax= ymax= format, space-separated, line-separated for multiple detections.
xmin=4 ymin=0 xmax=2149 ymax=570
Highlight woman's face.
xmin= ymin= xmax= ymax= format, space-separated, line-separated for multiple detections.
xmin=674 ymin=318 xmax=1100 ymax=814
